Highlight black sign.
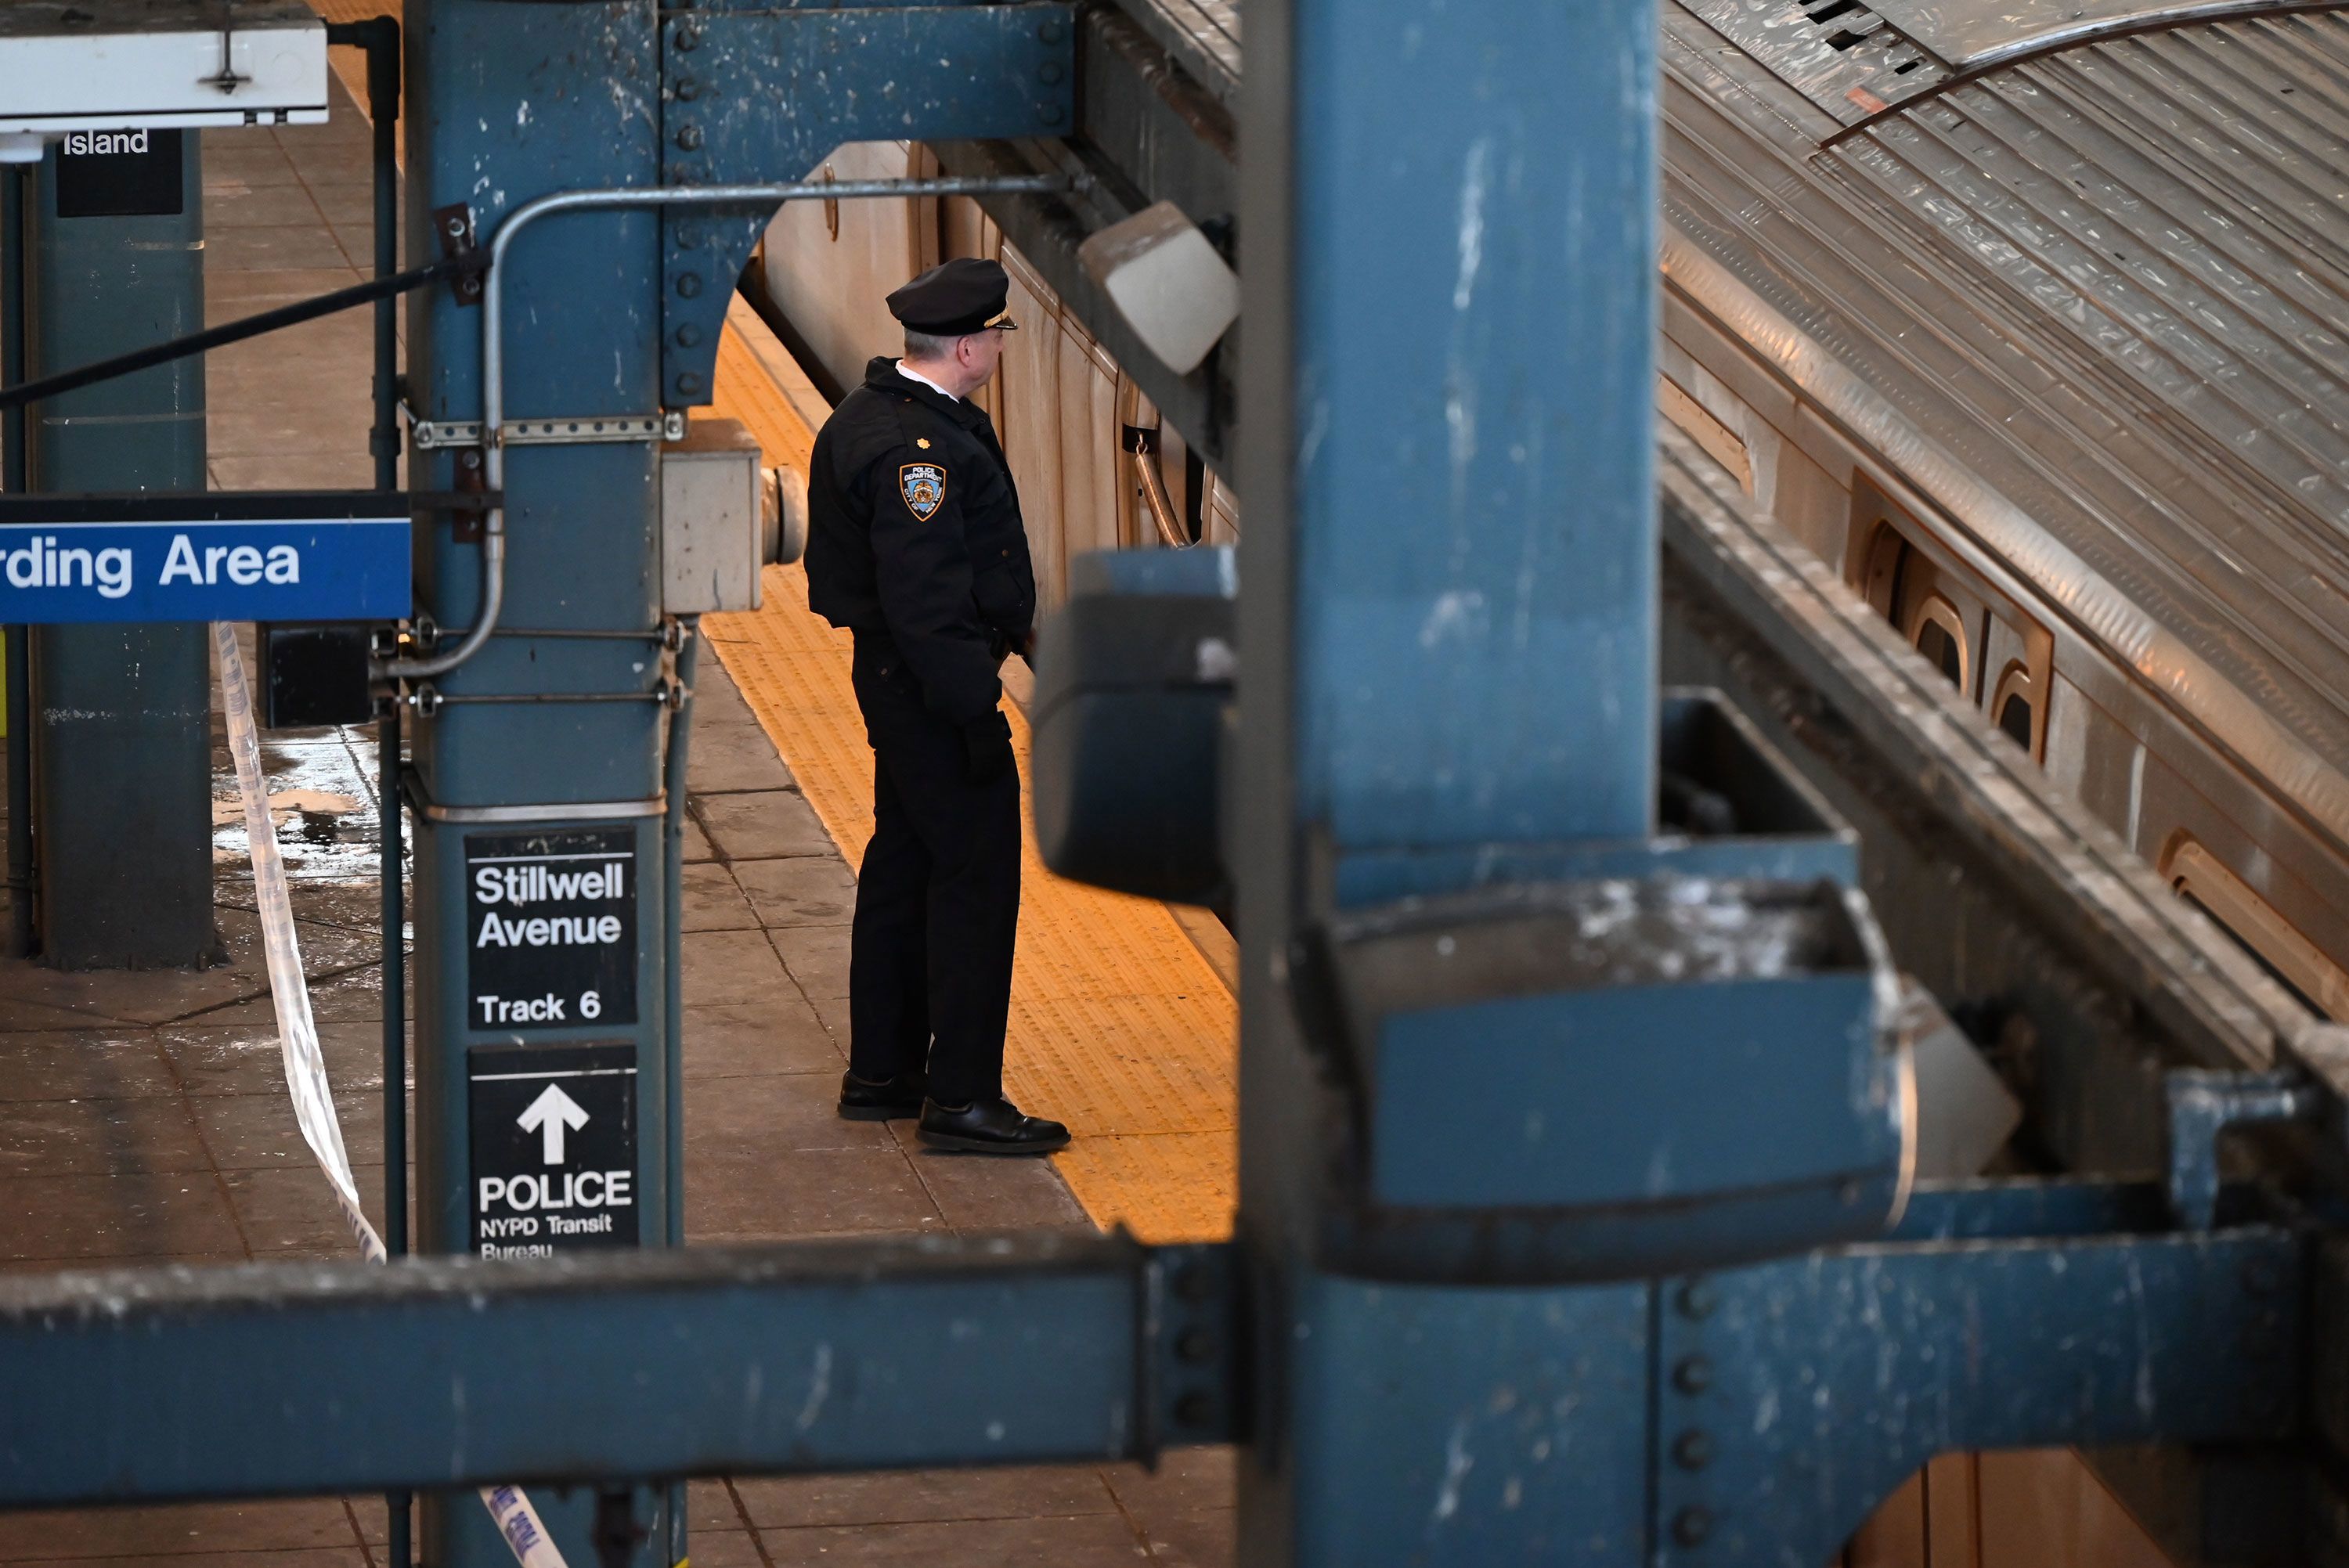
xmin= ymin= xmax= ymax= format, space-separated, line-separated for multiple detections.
xmin=466 ymin=827 xmax=637 ymax=1032
xmin=56 ymin=128 xmax=184 ymax=219
xmin=468 ymin=1040 xmax=639 ymax=1257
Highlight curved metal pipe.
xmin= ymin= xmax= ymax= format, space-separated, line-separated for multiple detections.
xmin=386 ymin=172 xmax=1073 ymax=683
xmin=1118 ymin=381 xmax=1189 ymax=549
xmin=1920 ymin=0 xmax=2342 ymax=72
xmin=388 ymin=528 xmax=502 ymax=681
xmin=1137 ymin=438 xmax=1186 ymax=549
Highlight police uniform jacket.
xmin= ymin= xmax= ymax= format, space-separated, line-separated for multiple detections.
xmin=806 ymin=357 xmax=1038 ymax=726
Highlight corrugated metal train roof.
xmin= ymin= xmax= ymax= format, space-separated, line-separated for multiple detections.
xmin=1102 ymin=0 xmax=2349 ymax=826
xmin=1663 ymin=5 xmax=2349 ymax=801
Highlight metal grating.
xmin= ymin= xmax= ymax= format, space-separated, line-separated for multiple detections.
xmin=1682 ymin=0 xmax=1950 ymax=121
xmin=1866 ymin=0 xmax=2349 ymax=71
xmin=1114 ymin=0 xmax=1241 ymax=105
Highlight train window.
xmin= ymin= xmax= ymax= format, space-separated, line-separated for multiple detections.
xmin=1185 ymin=447 xmax=1207 ymax=542
xmin=2165 ymin=839 xmax=2349 ymax=1021
xmin=1908 ymin=595 xmax=1968 ymax=693
xmin=1859 ymin=520 xmax=1976 ymax=695
xmin=1858 ymin=522 xmax=1905 ymax=619
xmin=1991 ymin=661 xmax=2037 ymax=756
xmin=1997 ymin=692 xmax=2032 ymax=746
xmin=1848 ymin=481 xmax=2055 ymax=737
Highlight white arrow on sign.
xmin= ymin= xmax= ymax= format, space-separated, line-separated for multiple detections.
xmin=517 ymin=1083 xmax=590 ymax=1165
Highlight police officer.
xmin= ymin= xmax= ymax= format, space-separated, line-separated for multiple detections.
xmin=805 ymin=258 xmax=1070 ymax=1155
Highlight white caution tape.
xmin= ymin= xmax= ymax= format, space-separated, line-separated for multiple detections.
xmin=214 ymin=625 xmax=575 ymax=1568
xmin=481 ymin=1484 xmax=569 ymax=1568
xmin=214 ymin=622 xmax=384 ymax=1263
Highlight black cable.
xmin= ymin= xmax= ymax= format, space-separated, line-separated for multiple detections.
xmin=0 ymin=252 xmax=483 ymax=413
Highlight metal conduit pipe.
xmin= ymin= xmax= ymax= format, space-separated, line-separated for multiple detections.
xmin=384 ymin=173 xmax=1076 ymax=683
xmin=1118 ymin=380 xmax=1189 ymax=550
xmin=383 ymin=520 xmax=503 ymax=682
xmin=662 ymin=617 xmax=700 ymax=1257
xmin=375 ymin=699 xmax=408 ymax=1568
xmin=412 ymin=684 xmax=680 ymax=706
xmin=654 ymin=615 xmax=703 ymax=1568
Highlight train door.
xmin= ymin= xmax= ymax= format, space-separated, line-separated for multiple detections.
xmin=1847 ymin=478 xmax=2055 ymax=762
xmin=995 ymin=248 xmax=1070 ymax=607
xmin=936 ymin=193 xmax=1004 ymax=431
xmin=1056 ymin=313 xmax=1125 ymax=570
xmin=758 ymin=141 xmax=929 ymax=395
xmin=990 ymin=247 xmax=1138 ymax=611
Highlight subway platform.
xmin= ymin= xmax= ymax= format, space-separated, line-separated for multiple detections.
xmin=0 ymin=77 xmax=1232 ymax=1568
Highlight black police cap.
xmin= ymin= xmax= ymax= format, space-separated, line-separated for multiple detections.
xmin=886 ymin=258 xmax=1017 ymax=337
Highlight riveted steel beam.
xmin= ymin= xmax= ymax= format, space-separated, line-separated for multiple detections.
xmin=1654 ymin=1220 xmax=2304 ymax=1561
xmin=658 ymin=3 xmax=1077 ymax=407
xmin=0 ymin=1234 xmax=1240 ymax=1510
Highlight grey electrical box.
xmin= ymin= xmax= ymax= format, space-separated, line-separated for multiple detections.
xmin=661 ymin=417 xmax=764 ymax=615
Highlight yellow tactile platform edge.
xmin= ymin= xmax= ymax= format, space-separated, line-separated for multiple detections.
xmin=705 ymin=314 xmax=1239 ymax=1243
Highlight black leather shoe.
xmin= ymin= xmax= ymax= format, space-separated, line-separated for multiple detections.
xmin=837 ymin=1069 xmax=926 ymax=1121
xmin=917 ymin=1096 xmax=1071 ymax=1155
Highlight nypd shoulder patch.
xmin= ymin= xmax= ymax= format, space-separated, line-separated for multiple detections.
xmin=899 ymin=463 xmax=947 ymax=521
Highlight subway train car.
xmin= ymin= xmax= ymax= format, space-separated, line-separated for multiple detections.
xmin=760 ymin=4 xmax=2349 ymax=1032
xmin=752 ymin=9 xmax=2344 ymax=1557
xmin=1654 ymin=0 xmax=2349 ymax=1018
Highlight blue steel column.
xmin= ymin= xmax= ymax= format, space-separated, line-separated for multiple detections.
xmin=24 ymin=135 xmax=215 ymax=970
xmin=403 ymin=5 xmax=670 ymax=1566
xmin=1285 ymin=8 xmax=1657 ymax=851
xmin=1232 ymin=0 xmax=1660 ymax=1561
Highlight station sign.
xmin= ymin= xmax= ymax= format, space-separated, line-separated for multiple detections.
xmin=56 ymin=127 xmax=183 ymax=218
xmin=0 ymin=493 xmax=407 ymax=624
xmin=467 ymin=1040 xmax=638 ymax=1258
xmin=465 ymin=827 xmax=639 ymax=1032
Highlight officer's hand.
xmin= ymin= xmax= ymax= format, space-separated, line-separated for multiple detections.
xmin=961 ymin=710 xmax=1014 ymax=784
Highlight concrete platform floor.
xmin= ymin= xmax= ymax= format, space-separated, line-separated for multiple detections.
xmin=0 ymin=91 xmax=1232 ymax=1568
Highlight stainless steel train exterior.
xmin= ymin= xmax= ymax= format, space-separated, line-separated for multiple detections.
xmin=764 ymin=5 xmax=2349 ymax=1026
xmin=756 ymin=15 xmax=2348 ymax=1549
xmin=1657 ymin=0 xmax=2349 ymax=1019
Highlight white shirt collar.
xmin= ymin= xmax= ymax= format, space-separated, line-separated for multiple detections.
xmin=894 ymin=360 xmax=958 ymax=402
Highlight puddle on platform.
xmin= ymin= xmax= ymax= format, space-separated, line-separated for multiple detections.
xmin=209 ymin=737 xmax=394 ymax=882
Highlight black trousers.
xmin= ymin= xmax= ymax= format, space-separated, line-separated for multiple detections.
xmin=846 ymin=637 xmax=1022 ymax=1105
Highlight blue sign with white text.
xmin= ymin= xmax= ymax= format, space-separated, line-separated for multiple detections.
xmin=0 ymin=495 xmax=410 ymax=624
